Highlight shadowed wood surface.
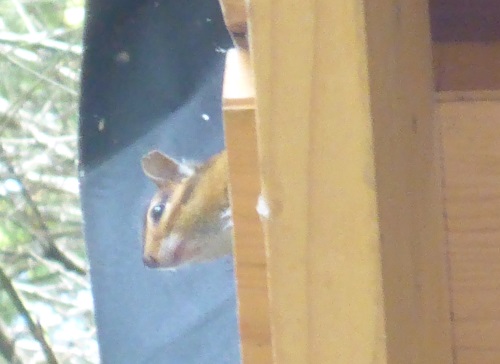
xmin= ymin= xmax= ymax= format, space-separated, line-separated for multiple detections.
xmin=430 ymin=0 xmax=500 ymax=42
xmin=439 ymin=98 xmax=500 ymax=364
xmin=218 ymin=0 xmax=247 ymax=48
xmin=433 ymin=42 xmax=500 ymax=91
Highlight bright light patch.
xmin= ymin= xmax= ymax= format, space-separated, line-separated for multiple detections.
xmin=256 ymin=195 xmax=270 ymax=220
xmin=4 ymin=178 xmax=21 ymax=193
xmin=64 ymin=7 xmax=85 ymax=28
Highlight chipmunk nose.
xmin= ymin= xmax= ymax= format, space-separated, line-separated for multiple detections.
xmin=143 ymin=254 xmax=159 ymax=268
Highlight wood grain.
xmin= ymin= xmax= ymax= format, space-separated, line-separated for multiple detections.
xmin=439 ymin=100 xmax=500 ymax=364
xmin=222 ymin=49 xmax=272 ymax=363
xmin=218 ymin=0 xmax=247 ymax=48
xmin=433 ymin=42 xmax=500 ymax=91
xmin=248 ymin=0 xmax=452 ymax=363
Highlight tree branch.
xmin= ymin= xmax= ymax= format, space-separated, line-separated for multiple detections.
xmin=0 ymin=31 xmax=83 ymax=55
xmin=0 ymin=144 xmax=87 ymax=275
xmin=0 ymin=266 xmax=58 ymax=364
xmin=0 ymin=320 xmax=23 ymax=364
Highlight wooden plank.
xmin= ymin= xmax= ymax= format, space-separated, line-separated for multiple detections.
xmin=433 ymin=42 xmax=500 ymax=91
xmin=365 ymin=2 xmax=453 ymax=363
xmin=456 ymin=350 xmax=500 ymax=364
xmin=248 ymin=1 xmax=452 ymax=363
xmin=429 ymin=0 xmax=500 ymax=42
xmin=222 ymin=49 xmax=273 ymax=363
xmin=218 ymin=0 xmax=247 ymax=48
xmin=438 ymin=91 xmax=500 ymax=103
xmin=439 ymin=100 xmax=500 ymax=364
xmin=455 ymin=320 xmax=500 ymax=351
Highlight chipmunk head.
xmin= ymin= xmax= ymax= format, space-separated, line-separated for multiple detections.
xmin=141 ymin=150 xmax=232 ymax=269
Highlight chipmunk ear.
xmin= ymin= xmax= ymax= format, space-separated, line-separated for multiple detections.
xmin=141 ymin=150 xmax=192 ymax=188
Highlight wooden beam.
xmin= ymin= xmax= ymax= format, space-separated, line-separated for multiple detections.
xmin=438 ymin=97 xmax=500 ymax=364
xmin=218 ymin=0 xmax=248 ymax=48
xmin=429 ymin=0 xmax=500 ymax=42
xmin=248 ymin=1 xmax=453 ymax=363
xmin=222 ymin=49 xmax=273 ymax=363
xmin=433 ymin=42 xmax=500 ymax=91
xmin=364 ymin=2 xmax=453 ymax=362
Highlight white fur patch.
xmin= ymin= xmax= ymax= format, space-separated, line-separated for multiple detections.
xmin=158 ymin=233 xmax=182 ymax=265
xmin=177 ymin=162 xmax=195 ymax=177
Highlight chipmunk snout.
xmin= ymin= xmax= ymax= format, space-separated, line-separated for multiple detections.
xmin=143 ymin=254 xmax=159 ymax=268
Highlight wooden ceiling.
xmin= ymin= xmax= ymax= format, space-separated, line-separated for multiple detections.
xmin=430 ymin=0 xmax=500 ymax=42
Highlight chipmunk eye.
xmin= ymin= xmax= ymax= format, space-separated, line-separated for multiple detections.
xmin=150 ymin=204 xmax=165 ymax=223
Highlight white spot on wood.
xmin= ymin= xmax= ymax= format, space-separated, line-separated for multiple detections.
xmin=201 ymin=114 xmax=210 ymax=121
xmin=256 ymin=195 xmax=270 ymax=220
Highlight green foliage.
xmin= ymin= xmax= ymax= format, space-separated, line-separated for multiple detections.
xmin=0 ymin=1 xmax=96 ymax=363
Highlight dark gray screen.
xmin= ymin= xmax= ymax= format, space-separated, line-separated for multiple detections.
xmin=79 ymin=1 xmax=239 ymax=362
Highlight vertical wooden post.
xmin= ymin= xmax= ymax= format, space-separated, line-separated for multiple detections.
xmin=248 ymin=1 xmax=453 ymax=363
xmin=222 ymin=49 xmax=273 ymax=363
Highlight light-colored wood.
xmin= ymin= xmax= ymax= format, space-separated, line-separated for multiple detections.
xmin=222 ymin=49 xmax=273 ymax=363
xmin=439 ymin=100 xmax=500 ymax=364
xmin=248 ymin=1 xmax=452 ymax=363
xmin=218 ymin=0 xmax=247 ymax=48
xmin=433 ymin=42 xmax=500 ymax=91
xmin=222 ymin=50 xmax=254 ymax=110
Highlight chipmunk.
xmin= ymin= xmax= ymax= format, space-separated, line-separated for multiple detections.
xmin=141 ymin=150 xmax=233 ymax=269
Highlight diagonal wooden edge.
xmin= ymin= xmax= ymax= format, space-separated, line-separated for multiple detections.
xmin=222 ymin=49 xmax=255 ymax=110
xmin=218 ymin=0 xmax=248 ymax=49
